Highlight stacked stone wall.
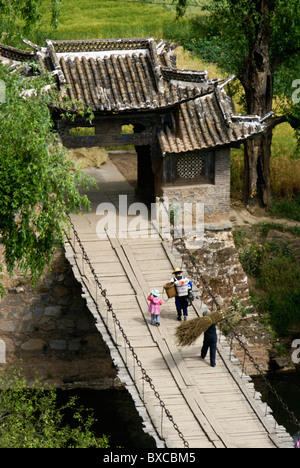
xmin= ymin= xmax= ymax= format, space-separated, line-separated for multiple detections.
xmin=0 ymin=247 xmax=119 ymax=389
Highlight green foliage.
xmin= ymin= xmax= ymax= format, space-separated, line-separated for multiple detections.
xmin=0 ymin=366 xmax=109 ymax=448
xmin=257 ymin=246 xmax=300 ymax=336
xmin=174 ymin=0 xmax=189 ymax=17
xmin=0 ymin=63 xmax=94 ymax=291
xmin=262 ymin=290 xmax=300 ymax=338
xmin=40 ymin=0 xmax=177 ymax=41
xmin=172 ymin=0 xmax=300 ymax=149
xmin=0 ymin=0 xmax=62 ymax=46
xmin=239 ymin=244 xmax=266 ymax=278
xmin=269 ymin=196 xmax=300 ymax=222
xmin=230 ymin=124 xmax=300 ymax=204
xmin=235 ymin=225 xmax=300 ymax=336
xmin=256 ymin=222 xmax=300 ymax=239
xmin=51 ymin=0 xmax=62 ymax=30
xmin=174 ymin=0 xmax=300 ymax=76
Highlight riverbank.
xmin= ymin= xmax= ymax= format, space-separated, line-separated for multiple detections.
xmin=252 ymin=369 xmax=300 ymax=441
xmin=230 ymin=207 xmax=300 ymax=373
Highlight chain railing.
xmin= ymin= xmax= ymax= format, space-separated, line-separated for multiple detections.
xmin=65 ymin=217 xmax=190 ymax=449
xmin=65 ymin=209 xmax=300 ymax=447
xmin=175 ymin=234 xmax=300 ymax=433
xmin=156 ymin=193 xmax=299 ymax=434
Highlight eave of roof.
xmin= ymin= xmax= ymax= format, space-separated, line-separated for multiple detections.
xmin=0 ymin=42 xmax=35 ymax=71
xmin=158 ymin=85 xmax=270 ymax=154
xmin=0 ymin=38 xmax=273 ymax=152
xmin=36 ymin=38 xmax=217 ymax=112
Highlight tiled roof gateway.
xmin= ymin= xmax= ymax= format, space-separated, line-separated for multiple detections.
xmin=0 ymin=38 xmax=272 ymax=152
xmin=36 ymin=38 xmax=216 ymax=112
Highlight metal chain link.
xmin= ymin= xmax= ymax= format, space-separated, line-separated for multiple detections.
xmin=176 ymin=235 xmax=300 ymax=431
xmin=65 ymin=217 xmax=190 ymax=448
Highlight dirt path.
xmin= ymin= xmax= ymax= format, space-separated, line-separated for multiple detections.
xmin=230 ymin=205 xmax=300 ymax=229
xmin=108 ymin=151 xmax=137 ymax=188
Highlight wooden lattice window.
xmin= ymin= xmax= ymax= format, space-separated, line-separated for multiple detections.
xmin=164 ymin=151 xmax=215 ymax=185
xmin=176 ymin=153 xmax=204 ymax=179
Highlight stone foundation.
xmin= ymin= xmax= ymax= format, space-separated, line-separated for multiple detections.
xmin=0 ymin=248 xmax=119 ymax=389
xmin=174 ymin=228 xmax=251 ymax=310
xmin=172 ymin=227 xmax=276 ymax=374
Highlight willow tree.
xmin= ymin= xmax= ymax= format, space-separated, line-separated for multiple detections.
xmin=0 ymin=64 xmax=94 ymax=295
xmin=173 ymin=0 xmax=300 ymax=207
xmin=0 ymin=0 xmax=62 ymax=46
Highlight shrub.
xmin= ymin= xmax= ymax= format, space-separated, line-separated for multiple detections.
xmin=238 ymin=236 xmax=300 ymax=337
xmin=0 ymin=366 xmax=109 ymax=448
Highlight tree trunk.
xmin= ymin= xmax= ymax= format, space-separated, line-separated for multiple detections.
xmin=241 ymin=0 xmax=275 ymax=207
xmin=242 ymin=62 xmax=274 ymax=207
xmin=243 ymin=130 xmax=272 ymax=207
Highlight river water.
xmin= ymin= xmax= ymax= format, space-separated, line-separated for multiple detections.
xmin=252 ymin=370 xmax=300 ymax=445
xmin=57 ymin=387 xmax=156 ymax=448
xmin=57 ymin=370 xmax=300 ymax=448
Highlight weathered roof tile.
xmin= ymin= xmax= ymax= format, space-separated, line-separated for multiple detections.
xmin=158 ymin=87 xmax=269 ymax=154
xmin=0 ymin=37 xmax=271 ymax=152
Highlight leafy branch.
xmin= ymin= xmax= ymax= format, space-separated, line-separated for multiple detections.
xmin=0 ymin=62 xmax=96 ymax=294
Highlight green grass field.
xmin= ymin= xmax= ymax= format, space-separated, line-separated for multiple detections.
xmin=38 ymin=0 xmax=299 ymax=218
xmin=39 ymin=0 xmax=208 ymax=40
xmin=40 ymin=0 xmax=177 ymax=40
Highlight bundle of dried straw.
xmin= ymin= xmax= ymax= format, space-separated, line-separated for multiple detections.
xmin=175 ymin=310 xmax=226 ymax=347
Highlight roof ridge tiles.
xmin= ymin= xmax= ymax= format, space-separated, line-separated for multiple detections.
xmin=0 ymin=37 xmax=270 ymax=153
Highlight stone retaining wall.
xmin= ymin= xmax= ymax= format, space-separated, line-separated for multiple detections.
xmin=173 ymin=229 xmax=274 ymax=374
xmin=0 ymin=247 xmax=119 ymax=389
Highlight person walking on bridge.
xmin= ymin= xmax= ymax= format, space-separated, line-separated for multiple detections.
xmin=200 ymin=309 xmax=217 ymax=367
xmin=170 ymin=267 xmax=192 ymax=322
xmin=148 ymin=289 xmax=162 ymax=326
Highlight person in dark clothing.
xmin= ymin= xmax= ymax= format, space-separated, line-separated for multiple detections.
xmin=200 ymin=309 xmax=217 ymax=367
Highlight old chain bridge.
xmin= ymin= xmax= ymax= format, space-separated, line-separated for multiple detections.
xmin=2 ymin=36 xmax=299 ymax=448
xmin=64 ymin=160 xmax=297 ymax=449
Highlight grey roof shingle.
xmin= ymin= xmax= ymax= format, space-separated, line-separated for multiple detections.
xmin=40 ymin=38 xmax=214 ymax=112
xmin=0 ymin=38 xmax=271 ymax=152
xmin=158 ymin=86 xmax=267 ymax=154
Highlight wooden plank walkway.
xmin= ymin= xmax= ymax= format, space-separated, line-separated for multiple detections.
xmin=64 ymin=161 xmax=293 ymax=449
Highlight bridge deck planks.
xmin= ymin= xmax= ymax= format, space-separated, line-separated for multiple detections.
xmin=66 ymin=197 xmax=292 ymax=448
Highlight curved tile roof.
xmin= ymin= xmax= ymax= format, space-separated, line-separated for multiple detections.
xmin=158 ymin=86 xmax=267 ymax=153
xmin=0 ymin=42 xmax=34 ymax=62
xmin=0 ymin=37 xmax=271 ymax=152
xmin=36 ymin=38 xmax=215 ymax=112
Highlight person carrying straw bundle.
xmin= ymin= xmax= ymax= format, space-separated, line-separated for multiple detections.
xmin=200 ymin=309 xmax=218 ymax=367
xmin=175 ymin=307 xmax=226 ymax=354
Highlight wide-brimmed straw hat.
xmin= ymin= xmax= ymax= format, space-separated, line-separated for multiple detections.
xmin=172 ymin=267 xmax=183 ymax=275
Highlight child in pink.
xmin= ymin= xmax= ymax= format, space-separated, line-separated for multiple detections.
xmin=147 ymin=289 xmax=162 ymax=326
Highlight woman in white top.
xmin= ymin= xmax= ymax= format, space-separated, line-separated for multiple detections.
xmin=170 ymin=267 xmax=192 ymax=321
